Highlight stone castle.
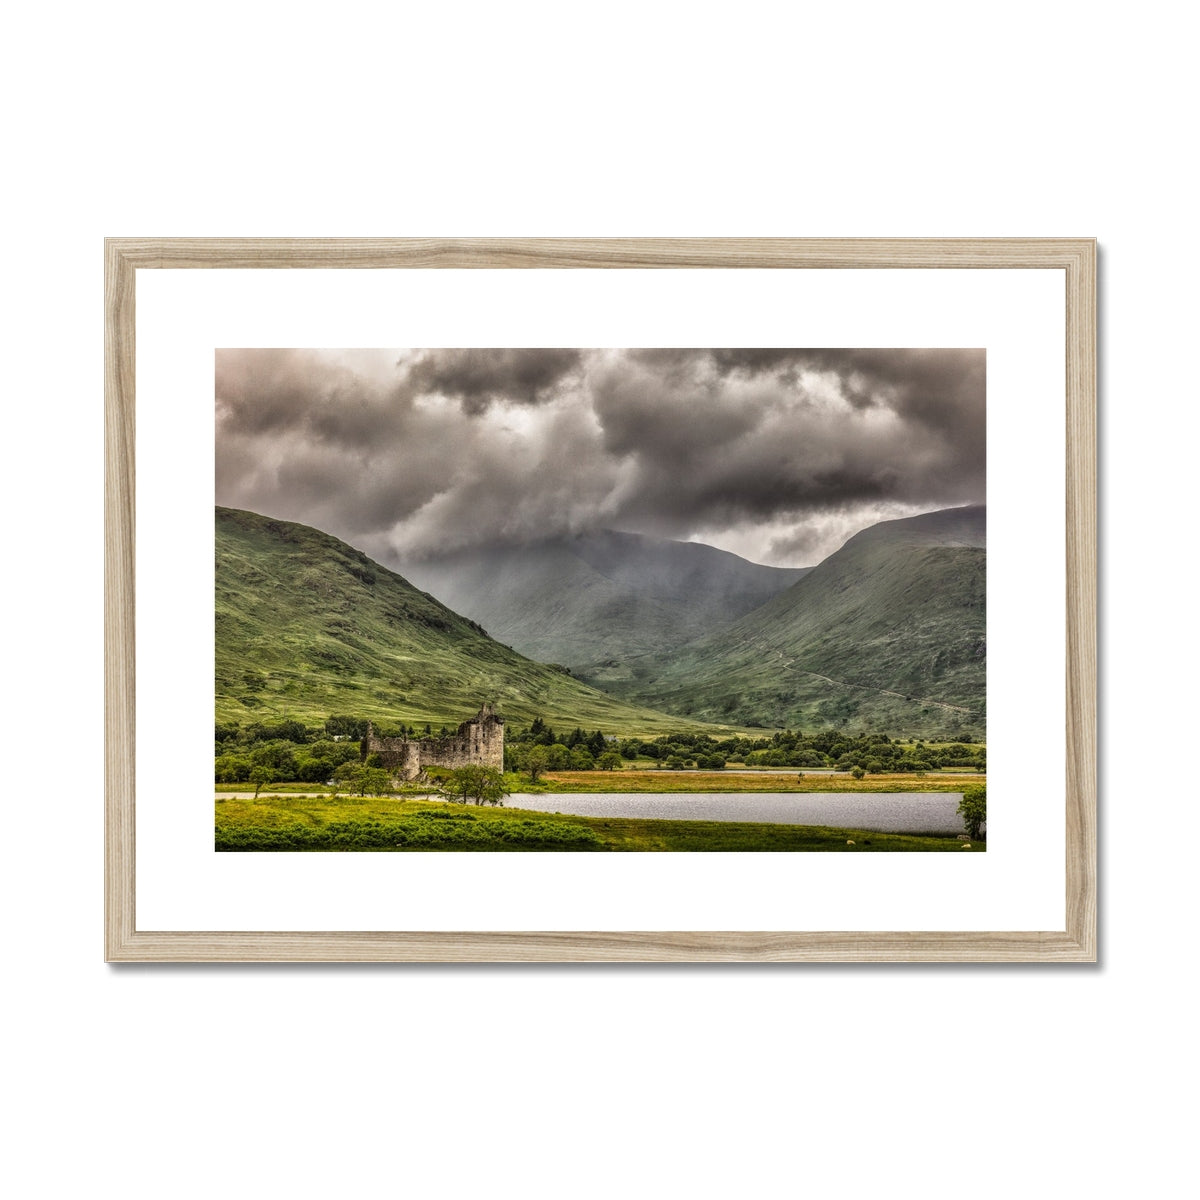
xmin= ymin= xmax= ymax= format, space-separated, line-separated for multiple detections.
xmin=363 ymin=702 xmax=504 ymax=781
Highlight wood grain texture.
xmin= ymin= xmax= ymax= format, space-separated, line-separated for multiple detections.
xmin=103 ymin=929 xmax=1094 ymax=963
xmin=103 ymin=238 xmax=1097 ymax=963
xmin=105 ymin=237 xmax=1090 ymax=271
xmin=1064 ymin=241 xmax=1098 ymax=962
xmin=105 ymin=240 xmax=136 ymax=963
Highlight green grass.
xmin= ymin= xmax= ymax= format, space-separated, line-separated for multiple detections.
xmin=215 ymin=795 xmax=983 ymax=852
xmin=524 ymin=769 xmax=982 ymax=794
xmin=214 ymin=769 xmax=983 ymax=796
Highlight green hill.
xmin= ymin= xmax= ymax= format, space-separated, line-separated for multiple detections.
xmin=607 ymin=507 xmax=987 ymax=739
xmin=402 ymin=530 xmax=808 ymax=677
xmin=215 ymin=507 xmax=721 ymax=735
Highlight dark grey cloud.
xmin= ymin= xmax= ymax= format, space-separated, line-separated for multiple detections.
xmin=584 ymin=349 xmax=983 ymax=537
xmin=711 ymin=347 xmax=985 ymax=426
xmin=403 ymin=348 xmax=583 ymax=415
xmin=216 ymin=347 xmax=984 ymax=567
xmin=216 ymin=348 xmax=415 ymax=448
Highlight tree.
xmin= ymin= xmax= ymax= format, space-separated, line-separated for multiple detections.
xmin=249 ymin=765 xmax=273 ymax=797
xmin=332 ymin=762 xmax=392 ymax=796
xmin=361 ymin=767 xmax=391 ymax=796
xmin=215 ymin=754 xmax=251 ymax=783
xmin=442 ymin=765 xmax=507 ymax=806
xmin=295 ymin=756 xmax=332 ymax=783
xmin=250 ymin=741 xmax=298 ymax=778
xmin=325 ymin=715 xmax=367 ymax=739
xmin=958 ymin=784 xmax=987 ymax=839
xmin=333 ymin=761 xmax=362 ymax=794
xmin=333 ymin=761 xmax=388 ymax=796
xmin=568 ymin=746 xmax=595 ymax=770
xmin=525 ymin=745 xmax=549 ymax=783
xmin=597 ymin=751 xmax=622 ymax=771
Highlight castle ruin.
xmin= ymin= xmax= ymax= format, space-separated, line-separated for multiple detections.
xmin=363 ymin=702 xmax=504 ymax=781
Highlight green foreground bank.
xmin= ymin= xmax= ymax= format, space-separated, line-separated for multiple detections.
xmin=215 ymin=795 xmax=983 ymax=852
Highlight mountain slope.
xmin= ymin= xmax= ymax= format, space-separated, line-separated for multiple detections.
xmin=608 ymin=506 xmax=986 ymax=738
xmin=401 ymin=530 xmax=809 ymax=675
xmin=215 ymin=507 xmax=713 ymax=733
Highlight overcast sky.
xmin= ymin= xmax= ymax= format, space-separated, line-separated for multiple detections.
xmin=215 ymin=347 xmax=984 ymax=567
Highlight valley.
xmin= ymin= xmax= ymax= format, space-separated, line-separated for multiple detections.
xmin=215 ymin=504 xmax=987 ymax=848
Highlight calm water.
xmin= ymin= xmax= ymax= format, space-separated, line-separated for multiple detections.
xmin=507 ymin=791 xmax=964 ymax=835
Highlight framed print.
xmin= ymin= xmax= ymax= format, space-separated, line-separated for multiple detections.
xmin=104 ymin=238 xmax=1096 ymax=961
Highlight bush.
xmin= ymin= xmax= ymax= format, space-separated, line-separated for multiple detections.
xmin=958 ymin=785 xmax=987 ymax=839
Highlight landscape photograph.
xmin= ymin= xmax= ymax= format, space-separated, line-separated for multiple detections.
xmin=214 ymin=347 xmax=986 ymax=852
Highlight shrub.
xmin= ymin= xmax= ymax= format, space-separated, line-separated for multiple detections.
xmin=958 ymin=784 xmax=987 ymax=839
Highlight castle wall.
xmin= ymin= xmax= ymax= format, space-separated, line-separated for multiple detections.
xmin=364 ymin=734 xmax=421 ymax=778
xmin=364 ymin=704 xmax=504 ymax=781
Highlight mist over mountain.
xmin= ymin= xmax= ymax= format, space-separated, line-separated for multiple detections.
xmin=402 ymin=530 xmax=809 ymax=675
xmin=216 ymin=503 xmax=985 ymax=741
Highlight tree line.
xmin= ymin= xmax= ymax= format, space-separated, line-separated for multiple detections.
xmin=506 ymin=721 xmax=985 ymax=774
xmin=214 ymin=713 xmax=986 ymax=784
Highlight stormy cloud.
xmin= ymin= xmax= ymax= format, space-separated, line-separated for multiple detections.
xmin=403 ymin=348 xmax=583 ymax=415
xmin=216 ymin=347 xmax=984 ymax=567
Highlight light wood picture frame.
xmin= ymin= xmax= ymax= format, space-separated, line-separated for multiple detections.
xmin=105 ymin=238 xmax=1096 ymax=962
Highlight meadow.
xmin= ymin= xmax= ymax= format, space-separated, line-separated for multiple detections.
xmin=217 ymin=767 xmax=982 ymax=797
xmin=215 ymin=794 xmax=983 ymax=852
xmin=532 ymin=768 xmax=981 ymax=794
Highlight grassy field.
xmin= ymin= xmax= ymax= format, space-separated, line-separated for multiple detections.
xmin=216 ymin=768 xmax=983 ymax=797
xmin=523 ymin=769 xmax=980 ymax=794
xmin=215 ymin=795 xmax=982 ymax=852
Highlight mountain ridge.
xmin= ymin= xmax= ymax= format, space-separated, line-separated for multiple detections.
xmin=215 ymin=506 xmax=722 ymax=734
xmin=605 ymin=505 xmax=987 ymax=738
xmin=401 ymin=528 xmax=810 ymax=674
